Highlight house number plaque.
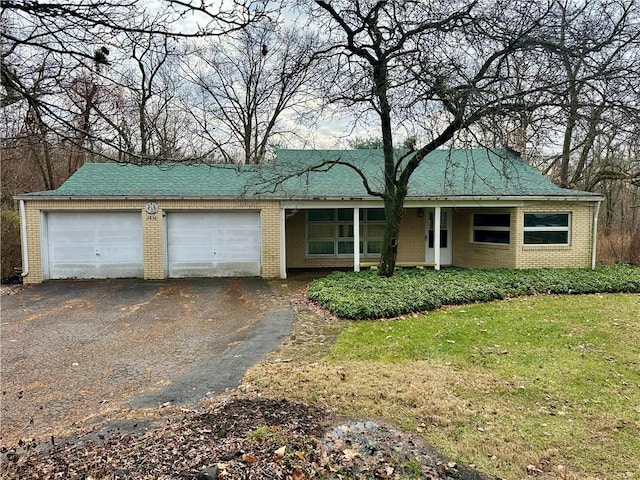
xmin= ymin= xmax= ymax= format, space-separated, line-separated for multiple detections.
xmin=145 ymin=202 xmax=158 ymax=214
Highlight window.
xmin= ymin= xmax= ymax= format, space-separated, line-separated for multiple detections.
xmin=472 ymin=213 xmax=511 ymax=244
xmin=428 ymin=210 xmax=448 ymax=248
xmin=307 ymin=208 xmax=385 ymax=256
xmin=524 ymin=213 xmax=570 ymax=245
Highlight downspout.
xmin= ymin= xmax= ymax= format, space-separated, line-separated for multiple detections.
xmin=591 ymin=199 xmax=602 ymax=270
xmin=19 ymin=200 xmax=29 ymax=278
xmin=279 ymin=208 xmax=287 ymax=279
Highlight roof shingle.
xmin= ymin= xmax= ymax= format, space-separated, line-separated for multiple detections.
xmin=20 ymin=148 xmax=597 ymax=199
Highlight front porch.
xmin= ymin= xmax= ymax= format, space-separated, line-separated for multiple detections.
xmin=280 ymin=204 xmax=458 ymax=276
xmin=278 ymin=199 xmax=598 ymax=278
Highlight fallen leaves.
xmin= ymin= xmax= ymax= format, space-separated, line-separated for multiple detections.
xmin=1 ymin=397 xmax=323 ymax=480
xmin=319 ymin=420 xmax=472 ymax=479
xmin=273 ymin=445 xmax=286 ymax=461
xmin=241 ymin=453 xmax=258 ymax=463
xmin=526 ymin=464 xmax=543 ymax=476
xmin=342 ymin=448 xmax=360 ymax=460
xmin=1 ymin=396 xmax=488 ymax=480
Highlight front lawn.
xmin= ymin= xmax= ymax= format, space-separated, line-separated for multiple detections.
xmin=247 ymin=293 xmax=640 ymax=480
xmin=307 ymin=265 xmax=640 ymax=319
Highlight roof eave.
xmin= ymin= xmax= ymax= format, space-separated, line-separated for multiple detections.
xmin=13 ymin=194 xmax=272 ymax=201
xmin=14 ymin=193 xmax=604 ymax=202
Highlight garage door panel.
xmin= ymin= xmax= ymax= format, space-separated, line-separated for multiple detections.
xmin=46 ymin=212 xmax=143 ymax=279
xmin=49 ymin=245 xmax=142 ymax=261
xmin=48 ymin=212 xmax=140 ymax=228
xmin=215 ymin=228 xmax=260 ymax=242
xmin=170 ymin=262 xmax=260 ymax=278
xmin=167 ymin=231 xmax=214 ymax=245
xmin=215 ymin=243 xmax=260 ymax=261
xmin=97 ymin=231 xmax=142 ymax=243
xmin=48 ymin=229 xmax=97 ymax=245
xmin=49 ymin=263 xmax=144 ymax=279
xmin=49 ymin=246 xmax=95 ymax=261
xmin=167 ymin=212 xmax=261 ymax=278
xmin=169 ymin=250 xmax=214 ymax=262
xmin=94 ymin=246 xmax=143 ymax=262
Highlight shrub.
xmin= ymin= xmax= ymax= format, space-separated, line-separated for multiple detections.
xmin=598 ymin=225 xmax=640 ymax=266
xmin=307 ymin=265 xmax=640 ymax=319
xmin=1 ymin=208 xmax=22 ymax=279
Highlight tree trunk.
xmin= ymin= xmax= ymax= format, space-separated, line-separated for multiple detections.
xmin=559 ymin=102 xmax=577 ymax=188
xmin=370 ymin=51 xmax=404 ymax=277
xmin=378 ymin=192 xmax=406 ymax=277
xmin=28 ymin=108 xmax=56 ymax=190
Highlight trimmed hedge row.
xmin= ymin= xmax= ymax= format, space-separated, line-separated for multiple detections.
xmin=307 ymin=265 xmax=640 ymax=320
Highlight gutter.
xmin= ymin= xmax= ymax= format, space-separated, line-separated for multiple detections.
xmin=592 ymin=199 xmax=602 ymax=270
xmin=13 ymin=194 xmax=605 ymax=202
xmin=19 ymin=200 xmax=29 ymax=278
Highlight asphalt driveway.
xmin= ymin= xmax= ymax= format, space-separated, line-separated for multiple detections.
xmin=0 ymin=278 xmax=292 ymax=444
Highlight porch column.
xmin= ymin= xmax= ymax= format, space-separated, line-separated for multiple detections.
xmin=353 ymin=207 xmax=360 ymax=272
xmin=279 ymin=208 xmax=287 ymax=279
xmin=434 ymin=206 xmax=441 ymax=270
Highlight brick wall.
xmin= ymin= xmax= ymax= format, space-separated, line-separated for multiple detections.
xmin=21 ymin=199 xmax=281 ymax=284
xmin=452 ymin=208 xmax=518 ymax=269
xmin=516 ymin=202 xmax=594 ymax=269
xmin=397 ymin=209 xmax=426 ymax=262
xmin=142 ymin=208 xmax=164 ymax=280
xmin=452 ymin=203 xmax=595 ymax=269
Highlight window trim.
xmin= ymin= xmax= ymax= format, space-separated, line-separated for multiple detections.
xmin=523 ymin=212 xmax=571 ymax=245
xmin=306 ymin=208 xmax=385 ymax=257
xmin=471 ymin=213 xmax=511 ymax=245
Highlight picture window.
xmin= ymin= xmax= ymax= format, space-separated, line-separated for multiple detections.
xmin=523 ymin=213 xmax=570 ymax=245
xmin=472 ymin=213 xmax=511 ymax=244
xmin=307 ymin=208 xmax=385 ymax=256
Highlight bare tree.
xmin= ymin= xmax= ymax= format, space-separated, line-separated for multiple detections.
xmin=312 ymin=0 xmax=533 ymax=276
xmin=305 ymin=0 xmax=638 ymax=276
xmin=1 ymin=0 xmax=273 ymax=165
xmin=538 ymin=0 xmax=640 ymax=189
xmin=463 ymin=1 xmax=639 ymax=268
xmin=185 ymin=18 xmax=322 ymax=163
xmin=99 ymin=31 xmax=198 ymax=162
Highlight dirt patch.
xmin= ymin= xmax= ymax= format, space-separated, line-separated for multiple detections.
xmin=1 ymin=396 xmax=491 ymax=480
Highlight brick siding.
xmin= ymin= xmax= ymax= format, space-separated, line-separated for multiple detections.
xmin=515 ymin=202 xmax=594 ymax=269
xmin=21 ymin=199 xmax=281 ymax=284
xmin=452 ymin=208 xmax=518 ymax=269
xmin=452 ymin=203 xmax=595 ymax=269
xmin=21 ymin=199 xmax=597 ymax=284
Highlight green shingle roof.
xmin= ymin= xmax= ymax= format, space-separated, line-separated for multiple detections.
xmin=20 ymin=148 xmax=597 ymax=199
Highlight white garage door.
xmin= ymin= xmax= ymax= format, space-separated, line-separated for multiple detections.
xmin=45 ymin=212 xmax=143 ymax=280
xmin=167 ymin=211 xmax=261 ymax=277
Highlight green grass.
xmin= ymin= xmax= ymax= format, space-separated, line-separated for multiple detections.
xmin=308 ymin=265 xmax=640 ymax=319
xmin=326 ymin=293 xmax=640 ymax=479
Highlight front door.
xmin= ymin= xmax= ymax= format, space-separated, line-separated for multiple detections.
xmin=425 ymin=208 xmax=452 ymax=265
